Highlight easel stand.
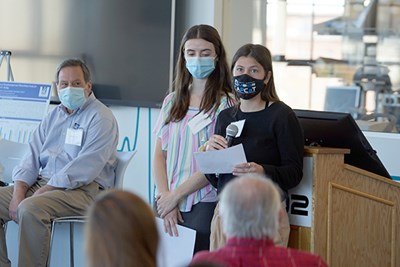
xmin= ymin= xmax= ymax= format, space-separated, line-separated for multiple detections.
xmin=0 ymin=50 xmax=14 ymax=81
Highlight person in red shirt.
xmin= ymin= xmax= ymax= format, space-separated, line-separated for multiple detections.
xmin=190 ymin=175 xmax=328 ymax=267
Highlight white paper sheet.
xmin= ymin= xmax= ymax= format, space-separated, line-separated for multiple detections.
xmin=156 ymin=217 xmax=196 ymax=267
xmin=194 ymin=144 xmax=247 ymax=174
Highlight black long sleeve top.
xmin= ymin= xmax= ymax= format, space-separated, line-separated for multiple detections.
xmin=206 ymin=101 xmax=304 ymax=197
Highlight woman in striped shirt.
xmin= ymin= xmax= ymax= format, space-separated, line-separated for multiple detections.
xmin=153 ymin=24 xmax=234 ymax=253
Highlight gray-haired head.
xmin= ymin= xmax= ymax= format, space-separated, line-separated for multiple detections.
xmin=219 ymin=174 xmax=281 ymax=239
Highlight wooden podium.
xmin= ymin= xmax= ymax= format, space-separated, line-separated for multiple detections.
xmin=288 ymin=147 xmax=400 ymax=267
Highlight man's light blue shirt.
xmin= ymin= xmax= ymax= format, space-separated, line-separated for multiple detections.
xmin=12 ymin=93 xmax=119 ymax=189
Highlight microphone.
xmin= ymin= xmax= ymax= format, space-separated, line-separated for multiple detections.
xmin=225 ymin=124 xmax=239 ymax=147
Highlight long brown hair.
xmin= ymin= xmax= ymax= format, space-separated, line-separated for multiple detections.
xmin=165 ymin=24 xmax=232 ymax=124
xmin=85 ymin=190 xmax=158 ymax=267
xmin=231 ymin=44 xmax=280 ymax=102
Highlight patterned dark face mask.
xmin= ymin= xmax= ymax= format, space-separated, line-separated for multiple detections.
xmin=233 ymin=74 xmax=264 ymax=100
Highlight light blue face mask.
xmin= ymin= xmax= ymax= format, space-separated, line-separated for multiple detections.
xmin=58 ymin=87 xmax=86 ymax=110
xmin=185 ymin=57 xmax=216 ymax=79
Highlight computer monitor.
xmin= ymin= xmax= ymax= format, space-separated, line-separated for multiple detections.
xmin=294 ymin=109 xmax=391 ymax=179
xmin=324 ymin=85 xmax=361 ymax=114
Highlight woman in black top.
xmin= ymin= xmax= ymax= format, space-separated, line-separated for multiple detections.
xmin=205 ymin=44 xmax=304 ymax=250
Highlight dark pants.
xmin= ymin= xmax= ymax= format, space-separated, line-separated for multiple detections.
xmin=180 ymin=201 xmax=217 ymax=254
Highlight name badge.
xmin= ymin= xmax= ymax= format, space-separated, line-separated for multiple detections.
xmin=188 ymin=112 xmax=213 ymax=135
xmin=65 ymin=128 xmax=83 ymax=146
xmin=231 ymin=119 xmax=245 ymax=137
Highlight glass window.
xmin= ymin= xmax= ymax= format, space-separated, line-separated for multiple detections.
xmin=266 ymin=0 xmax=345 ymax=110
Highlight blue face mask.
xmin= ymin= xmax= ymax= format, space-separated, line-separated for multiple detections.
xmin=185 ymin=57 xmax=215 ymax=79
xmin=58 ymin=87 xmax=86 ymax=110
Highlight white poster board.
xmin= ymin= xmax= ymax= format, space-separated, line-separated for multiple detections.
xmin=0 ymin=81 xmax=51 ymax=143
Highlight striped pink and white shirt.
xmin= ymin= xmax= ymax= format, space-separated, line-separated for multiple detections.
xmin=153 ymin=92 xmax=233 ymax=212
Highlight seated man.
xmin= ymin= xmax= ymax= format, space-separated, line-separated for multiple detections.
xmin=0 ymin=58 xmax=119 ymax=267
xmin=191 ymin=175 xmax=328 ymax=267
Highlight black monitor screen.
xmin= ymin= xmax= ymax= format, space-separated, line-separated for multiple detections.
xmin=1 ymin=0 xmax=173 ymax=108
xmin=294 ymin=109 xmax=391 ymax=179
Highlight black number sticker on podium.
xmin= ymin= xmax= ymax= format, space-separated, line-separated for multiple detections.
xmin=290 ymin=194 xmax=309 ymax=216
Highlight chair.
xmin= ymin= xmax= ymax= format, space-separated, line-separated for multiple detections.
xmin=5 ymin=151 xmax=136 ymax=267
xmin=46 ymin=150 xmax=136 ymax=267
xmin=1 ymin=140 xmax=28 ymax=267
xmin=0 ymin=139 xmax=28 ymax=184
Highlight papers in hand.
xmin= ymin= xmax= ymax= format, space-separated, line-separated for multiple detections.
xmin=194 ymin=144 xmax=247 ymax=174
xmin=156 ymin=217 xmax=196 ymax=267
